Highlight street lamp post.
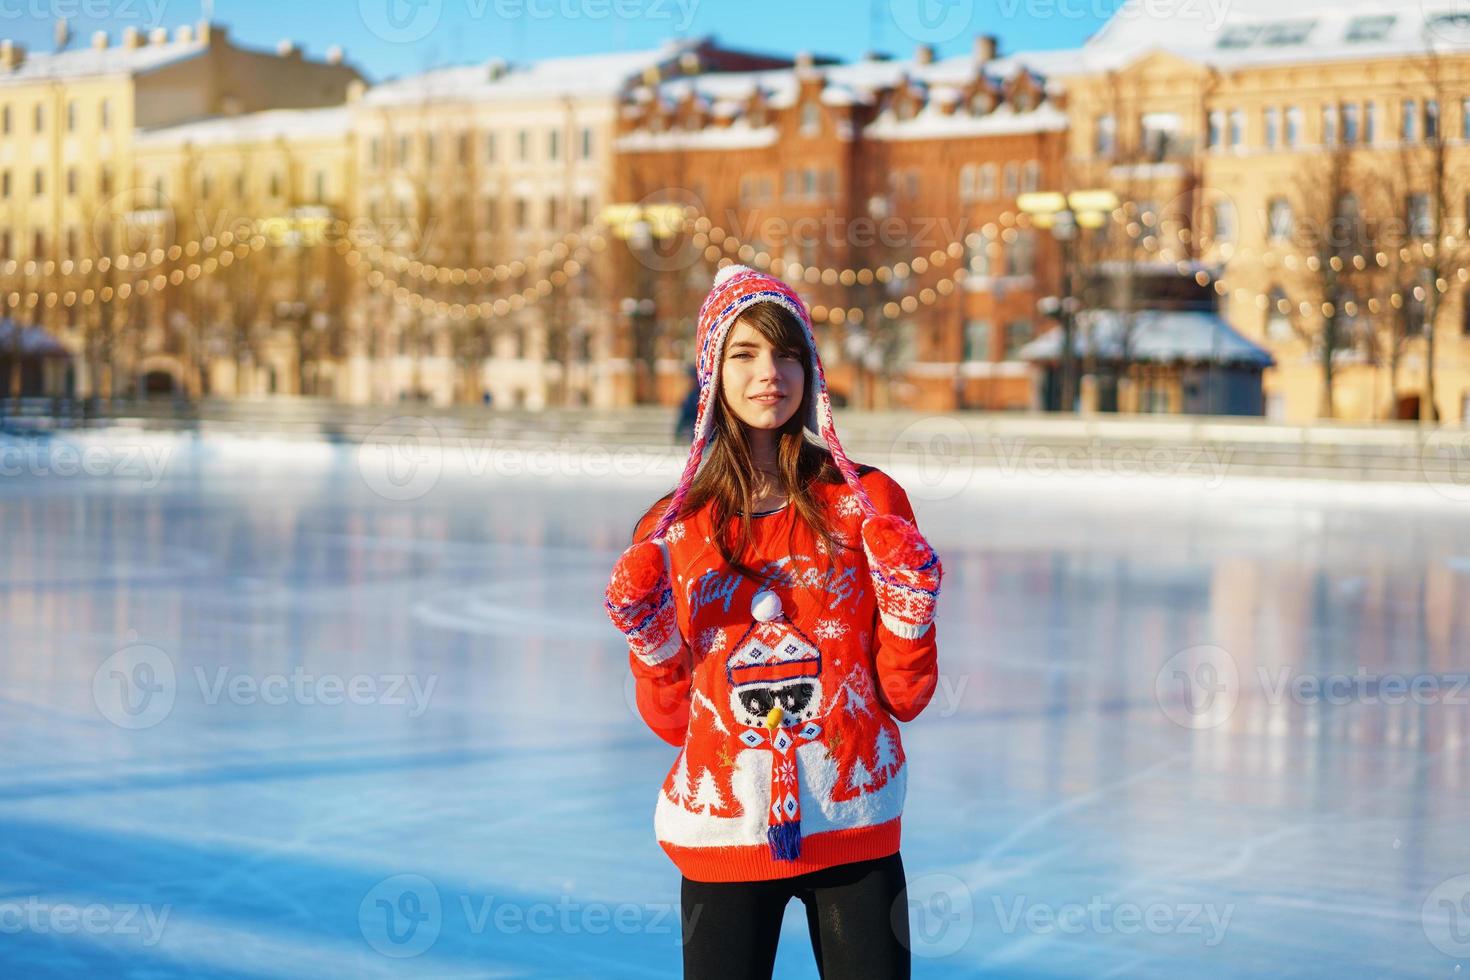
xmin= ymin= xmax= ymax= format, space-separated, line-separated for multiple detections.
xmin=1019 ymin=189 xmax=1118 ymax=413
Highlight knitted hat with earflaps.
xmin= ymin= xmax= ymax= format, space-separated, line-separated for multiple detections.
xmin=647 ymin=263 xmax=877 ymax=543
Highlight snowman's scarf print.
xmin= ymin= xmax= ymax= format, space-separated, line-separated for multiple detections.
xmin=725 ymin=588 xmax=827 ymax=860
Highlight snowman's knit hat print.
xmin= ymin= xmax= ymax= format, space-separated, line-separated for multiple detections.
xmin=726 ymin=586 xmax=826 ymax=861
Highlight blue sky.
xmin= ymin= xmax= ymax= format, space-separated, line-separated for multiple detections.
xmin=0 ymin=0 xmax=1116 ymax=81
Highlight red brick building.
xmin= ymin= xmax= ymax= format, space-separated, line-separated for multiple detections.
xmin=613 ymin=36 xmax=1068 ymax=411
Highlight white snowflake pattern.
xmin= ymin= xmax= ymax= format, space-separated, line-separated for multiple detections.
xmin=835 ymin=493 xmax=863 ymax=520
xmin=697 ymin=626 xmax=728 ymax=656
xmin=812 ymin=618 xmax=850 ymax=642
xmin=666 ymin=521 xmax=686 ymax=544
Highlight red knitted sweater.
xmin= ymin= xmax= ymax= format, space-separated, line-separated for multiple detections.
xmin=629 ymin=465 xmax=939 ymax=883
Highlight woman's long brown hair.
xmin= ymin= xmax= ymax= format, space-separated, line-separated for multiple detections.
xmin=635 ymin=301 xmax=861 ymax=586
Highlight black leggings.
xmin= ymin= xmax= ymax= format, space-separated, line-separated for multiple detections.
xmin=680 ymin=851 xmax=911 ymax=980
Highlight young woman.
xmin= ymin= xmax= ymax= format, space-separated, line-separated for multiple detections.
xmin=604 ymin=265 xmax=944 ymax=979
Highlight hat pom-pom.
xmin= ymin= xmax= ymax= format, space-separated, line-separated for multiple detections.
xmin=712 ymin=263 xmax=752 ymax=288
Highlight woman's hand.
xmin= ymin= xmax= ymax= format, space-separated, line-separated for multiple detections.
xmin=604 ymin=539 xmax=684 ymax=665
xmin=860 ymin=514 xmax=943 ymax=640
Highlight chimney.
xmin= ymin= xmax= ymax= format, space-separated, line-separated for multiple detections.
xmin=54 ymin=18 xmax=71 ymax=52
xmin=91 ymin=30 xmax=107 ymax=50
xmin=974 ymin=34 xmax=997 ymax=64
xmin=346 ymin=79 xmax=366 ymax=102
xmin=276 ymin=38 xmax=299 ymax=58
xmin=914 ymin=43 xmax=934 ymax=66
xmin=149 ymin=27 xmax=168 ymax=45
xmin=795 ymin=50 xmax=814 ymax=71
xmin=121 ymin=27 xmax=141 ymax=49
xmin=176 ymin=25 xmax=193 ymax=44
xmin=0 ymin=40 xmax=26 ymax=70
xmin=326 ymin=44 xmax=343 ymax=65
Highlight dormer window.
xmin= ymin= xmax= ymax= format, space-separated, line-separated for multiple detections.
xmin=801 ymin=102 xmax=820 ymax=136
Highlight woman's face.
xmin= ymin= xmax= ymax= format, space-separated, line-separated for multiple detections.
xmin=719 ymin=317 xmax=805 ymax=432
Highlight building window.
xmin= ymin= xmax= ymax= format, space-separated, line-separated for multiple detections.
xmin=483 ymin=198 xmax=497 ymax=230
xmin=33 ymin=169 xmax=44 ymax=196
xmin=979 ymin=163 xmax=997 ymax=199
xmin=1402 ymin=100 xmax=1417 ymax=142
xmin=458 ymin=132 xmax=470 ymax=165
xmin=1207 ymin=109 xmax=1223 ymax=150
xmin=1212 ymin=199 xmax=1236 ymax=242
xmin=1003 ymin=162 xmax=1019 ymax=197
xmin=1264 ymin=107 xmax=1280 ymax=148
xmin=548 ymin=129 xmax=560 ymax=161
xmin=0 ymin=169 xmax=7 ymax=198
xmin=1229 ymin=109 xmax=1245 ymax=149
xmin=1286 ymin=106 xmax=1302 ymax=146
xmin=32 ymin=231 xmax=45 ymax=258
xmin=964 ymin=320 xmax=992 ymax=361
xmin=1425 ymin=99 xmax=1440 ymax=141
xmin=801 ymin=101 xmax=821 ymax=136
xmin=515 ymin=197 xmax=527 ymax=230
xmin=1365 ymin=102 xmax=1377 ymax=144
xmin=1321 ymin=104 xmax=1337 ymax=146
xmin=314 ymin=171 xmax=326 ymax=203
xmin=548 ymin=196 xmax=560 ymax=228
xmin=424 ymin=134 xmax=436 ymax=165
xmin=580 ymin=127 xmax=593 ymax=159
xmin=1140 ymin=112 xmax=1181 ymax=160
xmin=397 ymin=135 xmax=410 ymax=166
xmin=1268 ymin=197 xmax=1293 ymax=241
xmin=33 ymin=103 xmax=43 ymax=133
xmin=270 ymin=173 xmax=281 ymax=198
xmin=1005 ymin=230 xmax=1036 ymax=277
xmin=370 ymin=137 xmax=381 ymax=168
xmin=958 ymin=164 xmax=976 ymax=201
xmin=1260 ymin=295 xmax=1300 ymax=354
xmin=1021 ymin=161 xmax=1041 ymax=193
xmin=66 ymin=100 xmax=77 ymax=132
xmin=1342 ymin=103 xmax=1359 ymax=144
xmin=2 ymin=105 xmax=10 ymax=134
xmin=1462 ymin=98 xmax=1470 ymax=140
xmin=487 ymin=132 xmax=497 ymax=162
xmin=66 ymin=168 xmax=77 ymax=196
xmin=1003 ymin=321 xmax=1032 ymax=360
xmin=518 ymin=130 xmax=529 ymax=161
xmin=579 ymin=195 xmax=591 ymax=227
xmin=99 ymin=166 xmax=110 ymax=195
xmin=100 ymin=99 xmax=110 ymax=129
xmin=1095 ymin=114 xmax=1116 ymax=157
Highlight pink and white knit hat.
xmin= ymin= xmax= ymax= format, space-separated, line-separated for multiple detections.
xmin=647 ymin=264 xmax=877 ymax=542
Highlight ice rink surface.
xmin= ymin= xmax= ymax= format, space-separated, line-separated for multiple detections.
xmin=1 ymin=429 xmax=1467 ymax=978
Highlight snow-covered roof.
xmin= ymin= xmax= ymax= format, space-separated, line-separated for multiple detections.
xmin=1019 ymin=310 xmax=1275 ymax=367
xmin=361 ymin=39 xmax=706 ymax=106
xmin=135 ymin=106 xmax=351 ymax=148
xmin=864 ymin=99 xmax=1067 ymax=141
xmin=1065 ymin=0 xmax=1470 ymax=73
xmin=0 ymin=35 xmax=206 ymax=87
xmin=616 ymin=122 xmax=779 ymax=152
